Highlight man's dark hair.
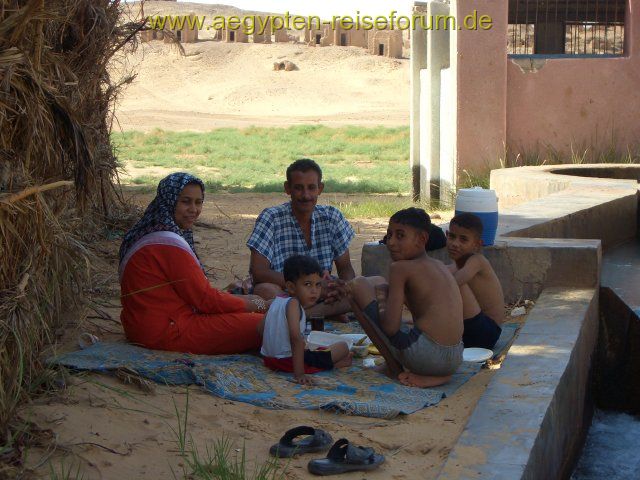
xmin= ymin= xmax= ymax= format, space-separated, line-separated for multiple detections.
xmin=286 ymin=158 xmax=323 ymax=184
xmin=450 ymin=212 xmax=484 ymax=236
xmin=389 ymin=207 xmax=431 ymax=232
xmin=283 ymin=255 xmax=323 ymax=283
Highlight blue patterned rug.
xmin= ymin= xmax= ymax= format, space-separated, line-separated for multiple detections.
xmin=49 ymin=323 xmax=518 ymax=419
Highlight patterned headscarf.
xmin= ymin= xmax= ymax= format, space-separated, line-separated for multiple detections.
xmin=118 ymin=172 xmax=205 ymax=264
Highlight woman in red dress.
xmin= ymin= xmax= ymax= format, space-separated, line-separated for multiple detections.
xmin=119 ymin=173 xmax=265 ymax=355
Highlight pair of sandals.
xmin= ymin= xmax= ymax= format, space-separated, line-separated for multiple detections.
xmin=269 ymin=426 xmax=385 ymax=476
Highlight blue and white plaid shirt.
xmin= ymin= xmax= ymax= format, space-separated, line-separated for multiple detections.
xmin=247 ymin=202 xmax=355 ymax=273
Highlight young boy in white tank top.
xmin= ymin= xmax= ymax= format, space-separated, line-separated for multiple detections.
xmin=259 ymin=255 xmax=353 ymax=385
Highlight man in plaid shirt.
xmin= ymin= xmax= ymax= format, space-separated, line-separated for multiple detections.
xmin=247 ymin=159 xmax=356 ymax=315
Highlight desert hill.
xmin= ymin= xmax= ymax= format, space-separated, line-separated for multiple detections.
xmin=112 ymin=2 xmax=410 ymax=131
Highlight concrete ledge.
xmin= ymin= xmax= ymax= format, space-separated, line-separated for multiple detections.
xmin=490 ymin=164 xmax=639 ymax=210
xmin=438 ymin=287 xmax=599 ymax=480
xmin=362 ymin=239 xmax=601 ymax=304
xmin=497 ymin=188 xmax=637 ymax=249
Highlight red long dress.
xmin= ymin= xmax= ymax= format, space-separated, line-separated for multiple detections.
xmin=120 ymin=239 xmax=262 ymax=355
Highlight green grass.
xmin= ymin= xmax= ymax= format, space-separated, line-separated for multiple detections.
xmin=113 ymin=126 xmax=411 ymax=194
xmin=169 ymin=390 xmax=288 ymax=480
xmin=324 ymin=195 xmax=453 ymax=219
xmin=49 ymin=460 xmax=84 ymax=480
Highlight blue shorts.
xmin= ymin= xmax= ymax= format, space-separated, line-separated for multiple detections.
xmin=462 ymin=311 xmax=502 ymax=349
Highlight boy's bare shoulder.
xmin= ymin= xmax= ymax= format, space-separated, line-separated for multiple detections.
xmin=469 ymin=253 xmax=494 ymax=274
xmin=285 ymin=297 xmax=301 ymax=314
xmin=471 ymin=253 xmax=491 ymax=267
xmin=389 ymin=259 xmax=413 ymax=272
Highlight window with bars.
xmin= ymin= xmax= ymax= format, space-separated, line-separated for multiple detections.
xmin=508 ymin=0 xmax=626 ymax=55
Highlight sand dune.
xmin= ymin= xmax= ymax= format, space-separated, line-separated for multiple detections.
xmin=112 ymin=3 xmax=409 ymax=131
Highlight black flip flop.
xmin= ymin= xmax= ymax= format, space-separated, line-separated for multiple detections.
xmin=269 ymin=426 xmax=333 ymax=458
xmin=307 ymin=438 xmax=385 ymax=476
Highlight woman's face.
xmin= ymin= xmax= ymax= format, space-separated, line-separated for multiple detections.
xmin=174 ymin=183 xmax=204 ymax=230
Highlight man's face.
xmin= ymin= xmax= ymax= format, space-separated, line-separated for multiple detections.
xmin=446 ymin=224 xmax=482 ymax=261
xmin=285 ymin=170 xmax=324 ymax=215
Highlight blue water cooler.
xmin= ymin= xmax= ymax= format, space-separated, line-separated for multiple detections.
xmin=454 ymin=187 xmax=499 ymax=246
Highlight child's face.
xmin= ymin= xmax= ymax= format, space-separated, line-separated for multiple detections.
xmin=446 ymin=224 xmax=482 ymax=261
xmin=385 ymin=221 xmax=427 ymax=261
xmin=286 ymin=273 xmax=322 ymax=308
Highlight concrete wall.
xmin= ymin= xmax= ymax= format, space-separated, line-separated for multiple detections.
xmin=439 ymin=288 xmax=600 ymax=480
xmin=362 ymin=238 xmax=601 ymax=304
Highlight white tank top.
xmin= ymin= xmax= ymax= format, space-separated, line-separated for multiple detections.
xmin=260 ymin=296 xmax=306 ymax=358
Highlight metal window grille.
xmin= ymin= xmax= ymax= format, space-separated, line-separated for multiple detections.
xmin=508 ymin=0 xmax=626 ymax=55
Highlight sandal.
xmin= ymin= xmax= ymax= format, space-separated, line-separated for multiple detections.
xmin=269 ymin=426 xmax=333 ymax=458
xmin=307 ymin=438 xmax=385 ymax=475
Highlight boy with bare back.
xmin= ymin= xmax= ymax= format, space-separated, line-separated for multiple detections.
xmin=342 ymin=208 xmax=464 ymax=388
xmin=446 ymin=213 xmax=505 ymax=350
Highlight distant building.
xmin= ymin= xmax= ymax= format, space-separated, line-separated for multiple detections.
xmin=368 ymin=29 xmax=403 ymax=58
xmin=141 ymin=12 xmax=198 ymax=43
xmin=332 ymin=25 xmax=368 ymax=48
xmin=304 ymin=24 xmax=332 ymax=46
xmin=164 ymin=13 xmax=199 ymax=44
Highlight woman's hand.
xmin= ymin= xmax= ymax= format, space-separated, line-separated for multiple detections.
xmin=241 ymin=295 xmax=271 ymax=313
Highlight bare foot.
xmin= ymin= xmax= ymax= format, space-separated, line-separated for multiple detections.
xmin=334 ymin=352 xmax=353 ymax=368
xmin=398 ymin=371 xmax=451 ymax=388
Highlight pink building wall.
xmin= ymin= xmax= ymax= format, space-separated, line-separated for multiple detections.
xmin=506 ymin=0 xmax=640 ymax=158
xmin=454 ymin=0 xmax=508 ymax=175
xmin=455 ymin=0 xmax=639 ymax=178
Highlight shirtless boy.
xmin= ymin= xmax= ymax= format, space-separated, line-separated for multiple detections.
xmin=446 ymin=213 xmax=505 ymax=350
xmin=344 ymin=208 xmax=464 ymax=388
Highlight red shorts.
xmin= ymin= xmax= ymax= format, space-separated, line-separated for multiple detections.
xmin=263 ymin=349 xmax=333 ymax=373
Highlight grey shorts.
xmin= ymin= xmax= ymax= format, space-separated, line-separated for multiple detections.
xmin=363 ymin=301 xmax=463 ymax=377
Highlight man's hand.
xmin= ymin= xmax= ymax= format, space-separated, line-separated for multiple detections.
xmin=294 ymin=373 xmax=314 ymax=385
xmin=326 ymin=278 xmax=352 ymax=300
xmin=321 ymin=270 xmax=341 ymax=304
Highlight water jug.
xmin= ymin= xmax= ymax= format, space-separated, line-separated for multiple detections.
xmin=454 ymin=187 xmax=498 ymax=246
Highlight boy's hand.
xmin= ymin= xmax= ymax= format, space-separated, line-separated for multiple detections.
xmin=374 ymin=284 xmax=388 ymax=316
xmin=294 ymin=373 xmax=314 ymax=386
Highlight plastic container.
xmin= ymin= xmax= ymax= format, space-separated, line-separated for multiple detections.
xmin=454 ymin=187 xmax=499 ymax=246
xmin=306 ymin=332 xmax=369 ymax=351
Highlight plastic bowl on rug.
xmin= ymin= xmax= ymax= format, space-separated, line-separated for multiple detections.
xmin=351 ymin=345 xmax=369 ymax=358
xmin=463 ymin=348 xmax=493 ymax=363
xmin=307 ymin=332 xmax=369 ymax=350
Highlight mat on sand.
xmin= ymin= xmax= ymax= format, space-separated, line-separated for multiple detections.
xmin=50 ymin=323 xmax=518 ymax=419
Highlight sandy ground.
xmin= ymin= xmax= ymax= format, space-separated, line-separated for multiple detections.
xmin=111 ymin=4 xmax=409 ymax=131
xmin=19 ymin=192 xmax=521 ymax=480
